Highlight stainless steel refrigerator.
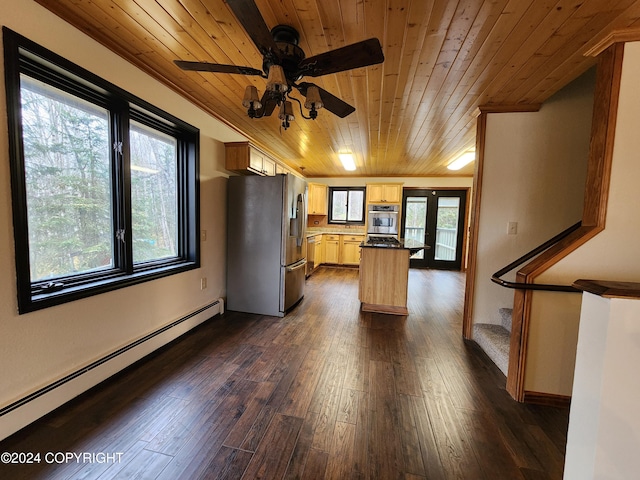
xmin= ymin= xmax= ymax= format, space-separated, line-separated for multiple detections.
xmin=227 ymin=174 xmax=308 ymax=317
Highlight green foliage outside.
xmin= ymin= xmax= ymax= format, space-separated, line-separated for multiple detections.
xmin=21 ymin=78 xmax=177 ymax=282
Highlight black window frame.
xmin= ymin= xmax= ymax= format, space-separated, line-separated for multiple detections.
xmin=328 ymin=186 xmax=366 ymax=225
xmin=3 ymin=28 xmax=200 ymax=314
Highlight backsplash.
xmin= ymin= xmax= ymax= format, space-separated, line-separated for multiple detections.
xmin=307 ymin=225 xmax=366 ymax=234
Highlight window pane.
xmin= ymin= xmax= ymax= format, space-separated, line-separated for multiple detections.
xmin=332 ymin=191 xmax=347 ymax=221
xmin=347 ymin=190 xmax=364 ymax=221
xmin=435 ymin=197 xmax=460 ymax=261
xmin=20 ymin=75 xmax=113 ymax=282
xmin=404 ymin=197 xmax=427 ymax=259
xmin=130 ymin=121 xmax=178 ymax=263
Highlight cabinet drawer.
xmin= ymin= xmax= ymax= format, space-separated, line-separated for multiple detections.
xmin=342 ymin=235 xmax=364 ymax=242
xmin=325 ymin=235 xmax=340 ymax=241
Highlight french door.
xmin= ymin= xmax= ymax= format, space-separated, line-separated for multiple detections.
xmin=400 ymin=189 xmax=467 ymax=270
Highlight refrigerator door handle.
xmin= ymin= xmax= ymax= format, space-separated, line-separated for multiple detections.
xmin=296 ymin=193 xmax=305 ymax=246
xmin=286 ymin=259 xmax=307 ymax=272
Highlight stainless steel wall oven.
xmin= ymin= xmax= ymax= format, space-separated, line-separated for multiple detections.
xmin=367 ymin=205 xmax=399 ymax=235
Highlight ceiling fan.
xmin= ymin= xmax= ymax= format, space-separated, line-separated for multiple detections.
xmin=174 ymin=0 xmax=384 ymax=129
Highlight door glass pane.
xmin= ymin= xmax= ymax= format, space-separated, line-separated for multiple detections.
xmin=404 ymin=197 xmax=427 ymax=259
xmin=130 ymin=121 xmax=178 ymax=263
xmin=435 ymin=197 xmax=460 ymax=261
xmin=20 ymin=75 xmax=113 ymax=281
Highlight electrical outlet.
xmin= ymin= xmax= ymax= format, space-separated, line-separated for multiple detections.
xmin=507 ymin=222 xmax=518 ymax=235
xmin=201 ymin=230 xmax=207 ymax=241
xmin=200 ymin=277 xmax=207 ymax=290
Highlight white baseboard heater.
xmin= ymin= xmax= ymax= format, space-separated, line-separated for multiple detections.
xmin=0 ymin=298 xmax=224 ymax=441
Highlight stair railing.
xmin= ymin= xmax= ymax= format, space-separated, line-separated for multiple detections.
xmin=491 ymin=221 xmax=582 ymax=293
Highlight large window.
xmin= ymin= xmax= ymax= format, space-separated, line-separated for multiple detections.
xmin=4 ymin=28 xmax=200 ymax=313
xmin=328 ymin=187 xmax=365 ymax=224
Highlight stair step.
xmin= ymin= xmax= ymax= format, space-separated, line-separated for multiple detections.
xmin=499 ymin=307 xmax=513 ymax=332
xmin=473 ymin=323 xmax=510 ymax=376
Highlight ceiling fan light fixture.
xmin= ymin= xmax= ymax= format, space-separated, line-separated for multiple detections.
xmin=304 ymin=86 xmax=323 ymax=111
xmin=279 ymin=101 xmax=295 ymax=129
xmin=242 ymin=85 xmax=262 ymax=110
xmin=266 ymin=65 xmax=289 ymax=93
xmin=339 ymin=153 xmax=356 ymax=171
xmin=447 ymin=151 xmax=475 ymax=170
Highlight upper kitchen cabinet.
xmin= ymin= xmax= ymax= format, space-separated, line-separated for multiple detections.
xmin=275 ymin=163 xmax=290 ymax=175
xmin=225 ymin=141 xmax=276 ymax=176
xmin=366 ymin=183 xmax=403 ymax=204
xmin=308 ymin=183 xmax=328 ymax=215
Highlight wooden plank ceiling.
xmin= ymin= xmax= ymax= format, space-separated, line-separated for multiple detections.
xmin=33 ymin=0 xmax=640 ymax=177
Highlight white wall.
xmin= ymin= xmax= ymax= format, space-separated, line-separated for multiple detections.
xmin=0 ymin=0 xmax=246 ymax=439
xmin=472 ymin=70 xmax=595 ymax=329
xmin=525 ymin=42 xmax=640 ymax=395
xmin=525 ymin=42 xmax=640 ymax=396
xmin=563 ymin=293 xmax=640 ymax=480
xmin=539 ymin=42 xmax=640 ymax=284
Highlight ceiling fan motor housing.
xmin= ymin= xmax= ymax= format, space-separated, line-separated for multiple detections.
xmin=263 ymin=25 xmax=306 ymax=83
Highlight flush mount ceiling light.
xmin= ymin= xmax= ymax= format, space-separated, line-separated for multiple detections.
xmin=339 ymin=153 xmax=356 ymax=171
xmin=447 ymin=151 xmax=476 ymax=170
xmin=174 ymin=1 xmax=385 ymax=131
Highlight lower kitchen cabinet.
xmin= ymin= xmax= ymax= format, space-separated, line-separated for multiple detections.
xmin=324 ymin=235 xmax=340 ymax=264
xmin=359 ymin=246 xmax=410 ymax=315
xmin=316 ymin=234 xmax=364 ymax=266
xmin=316 ymin=235 xmax=324 ymax=265
xmin=341 ymin=235 xmax=365 ymax=265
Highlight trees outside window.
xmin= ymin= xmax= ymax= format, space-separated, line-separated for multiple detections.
xmin=21 ymin=77 xmax=114 ymax=281
xmin=4 ymin=28 xmax=199 ymax=313
xmin=328 ymin=187 xmax=365 ymax=224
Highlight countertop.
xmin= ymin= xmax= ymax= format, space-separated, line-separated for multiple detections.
xmin=360 ymin=238 xmax=428 ymax=253
xmin=306 ymin=231 xmax=365 ymax=238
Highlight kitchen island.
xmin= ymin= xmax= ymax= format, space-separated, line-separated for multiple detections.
xmin=358 ymin=238 xmax=427 ymax=315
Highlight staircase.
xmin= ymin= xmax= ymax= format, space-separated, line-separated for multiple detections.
xmin=473 ymin=308 xmax=512 ymax=376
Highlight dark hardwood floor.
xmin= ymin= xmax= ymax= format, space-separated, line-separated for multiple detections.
xmin=0 ymin=267 xmax=569 ymax=479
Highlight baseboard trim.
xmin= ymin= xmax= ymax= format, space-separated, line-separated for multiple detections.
xmin=0 ymin=298 xmax=224 ymax=440
xmin=523 ymin=390 xmax=572 ymax=408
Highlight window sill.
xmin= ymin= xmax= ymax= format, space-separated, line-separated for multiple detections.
xmin=24 ymin=261 xmax=198 ymax=314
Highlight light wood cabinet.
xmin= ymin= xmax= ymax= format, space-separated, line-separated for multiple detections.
xmin=366 ymin=183 xmax=403 ymax=204
xmin=315 ymin=234 xmax=324 ymax=265
xmin=316 ymin=234 xmax=364 ymax=265
xmin=225 ymin=141 xmax=277 ymax=176
xmin=308 ymin=183 xmax=328 ymax=215
xmin=359 ymin=246 xmax=410 ymax=315
xmin=323 ymin=235 xmax=340 ymax=264
xmin=340 ymin=235 xmax=365 ymax=265
xmin=275 ymin=163 xmax=290 ymax=175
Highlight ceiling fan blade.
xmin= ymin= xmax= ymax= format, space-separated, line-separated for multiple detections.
xmin=226 ymin=0 xmax=278 ymax=57
xmin=174 ymin=60 xmax=263 ymax=76
xmin=298 ymin=38 xmax=384 ymax=77
xmin=297 ymin=82 xmax=355 ymax=118
xmin=254 ymin=90 xmax=279 ymax=117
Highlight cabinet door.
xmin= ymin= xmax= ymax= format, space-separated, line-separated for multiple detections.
xmin=324 ymin=238 xmax=340 ymax=264
xmin=308 ymin=183 xmax=328 ymax=215
xmin=367 ymin=184 xmax=403 ymax=203
xmin=341 ymin=242 xmax=361 ymax=265
xmin=315 ymin=235 xmax=324 ymax=265
xmin=382 ymin=185 xmax=402 ymax=203
xmin=263 ymin=157 xmax=276 ymax=176
xmin=367 ymin=184 xmax=384 ymax=203
xmin=341 ymin=235 xmax=364 ymax=265
xmin=276 ymin=163 xmax=289 ymax=175
xmin=249 ymin=149 xmax=263 ymax=173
